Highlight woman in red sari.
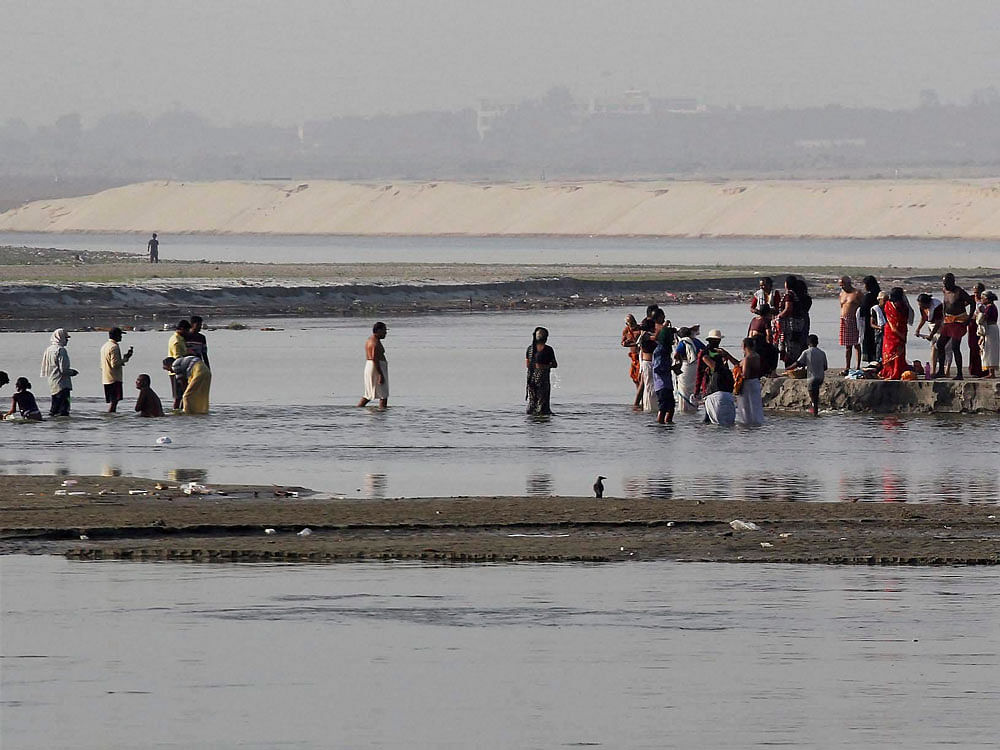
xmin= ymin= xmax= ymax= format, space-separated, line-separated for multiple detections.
xmin=881 ymin=287 xmax=911 ymax=380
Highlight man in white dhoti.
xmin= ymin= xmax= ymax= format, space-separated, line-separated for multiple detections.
xmin=673 ymin=327 xmax=703 ymax=413
xmin=357 ymin=322 xmax=389 ymax=408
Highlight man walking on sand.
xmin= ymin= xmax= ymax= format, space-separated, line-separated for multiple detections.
xmin=148 ymin=233 xmax=159 ymax=263
xmin=838 ymin=276 xmax=864 ymax=374
xmin=100 ymin=327 xmax=133 ymax=413
xmin=357 ymin=322 xmax=389 ymax=408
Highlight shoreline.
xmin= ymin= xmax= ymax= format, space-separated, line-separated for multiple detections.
xmin=3 ymin=246 xmax=998 ymax=328
xmin=3 ymin=476 xmax=999 ymax=565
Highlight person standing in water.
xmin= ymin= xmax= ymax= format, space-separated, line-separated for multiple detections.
xmin=167 ymin=320 xmax=191 ymax=410
xmin=525 ymin=326 xmax=557 ymax=415
xmin=936 ymin=273 xmax=975 ymax=380
xmin=358 ymin=322 xmax=389 ymax=408
xmin=186 ymin=315 xmax=210 ymax=367
xmin=148 ymin=233 xmax=159 ymax=263
xmin=100 ymin=327 xmax=133 ymax=413
xmin=40 ymin=328 xmax=77 ymax=417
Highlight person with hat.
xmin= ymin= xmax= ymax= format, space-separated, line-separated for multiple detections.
xmin=40 ymin=328 xmax=77 ymax=416
xmin=694 ymin=329 xmax=738 ymax=425
xmin=167 ymin=320 xmax=191 ymax=410
xmin=100 ymin=327 xmax=134 ymax=413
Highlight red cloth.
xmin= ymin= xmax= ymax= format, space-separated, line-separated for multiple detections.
xmin=839 ymin=315 xmax=860 ymax=346
xmin=880 ymin=301 xmax=909 ymax=380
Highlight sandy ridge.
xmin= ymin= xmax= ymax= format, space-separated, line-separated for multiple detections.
xmin=3 ymin=476 xmax=998 ymax=565
xmin=2 ymin=178 xmax=1000 ymax=238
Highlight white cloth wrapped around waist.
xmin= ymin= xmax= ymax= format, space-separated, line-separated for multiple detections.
xmin=364 ymin=359 xmax=389 ymax=400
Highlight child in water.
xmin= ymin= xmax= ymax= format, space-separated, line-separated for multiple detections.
xmin=3 ymin=377 xmax=44 ymax=421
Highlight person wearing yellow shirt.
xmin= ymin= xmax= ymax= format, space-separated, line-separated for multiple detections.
xmin=167 ymin=320 xmax=191 ymax=410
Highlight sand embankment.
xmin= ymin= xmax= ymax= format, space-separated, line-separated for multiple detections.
xmin=3 ymin=475 xmax=998 ymax=565
xmin=2 ymin=179 xmax=999 ymax=238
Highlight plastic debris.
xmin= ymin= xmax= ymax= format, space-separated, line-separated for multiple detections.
xmin=666 ymin=521 xmax=675 ymax=527
xmin=988 ymin=515 xmax=996 ymax=520
xmin=62 ymin=479 xmax=78 ymax=487
xmin=297 ymin=528 xmax=312 ymax=536
xmin=778 ymin=532 xmax=792 ymax=538
xmin=264 ymin=528 xmax=277 ymax=535
xmin=128 ymin=489 xmax=149 ymax=496
xmin=67 ymin=491 xmax=87 ymax=496
xmin=506 ymin=533 xmax=570 ymax=538
xmin=181 ymin=482 xmax=211 ymax=495
xmin=729 ymin=520 xmax=760 ymax=531
xmin=79 ymin=534 xmax=89 ymax=541
xmin=156 ymin=436 xmax=172 ymax=445
xmin=760 ymin=542 xmax=773 ymax=548
xmin=54 ymin=489 xmax=67 ymax=496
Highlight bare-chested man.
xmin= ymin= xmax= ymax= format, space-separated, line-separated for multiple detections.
xmin=357 ymin=321 xmax=389 ymax=408
xmin=936 ymin=273 xmax=975 ymax=380
xmin=838 ymin=276 xmax=864 ymax=373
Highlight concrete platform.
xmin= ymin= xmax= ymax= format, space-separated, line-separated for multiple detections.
xmin=762 ymin=375 xmax=1000 ymax=414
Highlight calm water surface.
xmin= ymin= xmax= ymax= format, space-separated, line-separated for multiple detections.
xmin=2 ymin=556 xmax=998 ymax=749
xmin=1 ymin=301 xmax=997 ymax=502
xmin=2 ymin=232 xmax=997 ymax=267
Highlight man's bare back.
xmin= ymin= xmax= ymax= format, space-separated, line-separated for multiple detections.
xmin=365 ymin=335 xmax=386 ymax=363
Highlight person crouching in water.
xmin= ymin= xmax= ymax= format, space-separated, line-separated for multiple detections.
xmin=526 ymin=326 xmax=557 ymax=415
xmin=163 ymin=356 xmax=211 ymax=414
xmin=2 ymin=377 xmax=44 ymax=421
xmin=134 ymin=374 xmax=165 ymax=417
xmin=695 ymin=329 xmax=739 ymax=425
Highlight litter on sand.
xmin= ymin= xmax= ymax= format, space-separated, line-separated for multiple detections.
xmin=506 ymin=533 xmax=571 ymax=538
xmin=79 ymin=534 xmax=89 ymax=541
xmin=297 ymin=528 xmax=312 ymax=536
xmin=264 ymin=528 xmax=276 ymax=535
xmin=128 ymin=489 xmax=149 ymax=496
xmin=155 ymin=436 xmax=172 ymax=445
xmin=61 ymin=479 xmax=78 ymax=486
xmin=729 ymin=520 xmax=760 ymax=531
xmin=778 ymin=532 xmax=792 ymax=538
xmin=67 ymin=491 xmax=87 ymax=496
xmin=181 ymin=482 xmax=211 ymax=495
xmin=760 ymin=542 xmax=774 ymax=548
xmin=54 ymin=489 xmax=67 ymax=496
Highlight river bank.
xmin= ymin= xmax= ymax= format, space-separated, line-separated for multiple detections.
xmin=3 ymin=476 xmax=998 ymax=565
xmin=2 ymin=178 xmax=1000 ymax=239
xmin=3 ymin=246 xmax=997 ymax=328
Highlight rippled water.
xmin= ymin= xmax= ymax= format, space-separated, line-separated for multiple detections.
xmin=2 ymin=231 xmax=996 ymax=267
xmin=1 ymin=301 xmax=998 ymax=502
xmin=2 ymin=556 xmax=998 ymax=749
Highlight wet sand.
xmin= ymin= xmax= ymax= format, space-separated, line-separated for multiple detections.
xmin=3 ymin=476 xmax=998 ymax=565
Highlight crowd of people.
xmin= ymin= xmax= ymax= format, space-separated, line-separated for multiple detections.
xmin=613 ymin=272 xmax=999 ymax=424
xmin=0 ymin=315 xmax=214 ymax=422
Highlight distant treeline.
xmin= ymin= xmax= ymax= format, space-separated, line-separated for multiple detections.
xmin=1 ymin=87 xmax=999 ymax=186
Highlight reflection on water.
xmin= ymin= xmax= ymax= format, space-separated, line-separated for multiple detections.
xmin=1 ymin=305 xmax=997 ymax=503
xmin=525 ymin=471 xmax=553 ymax=496
xmin=364 ymin=473 xmax=388 ymax=499
xmin=3 ymin=556 xmax=999 ymax=750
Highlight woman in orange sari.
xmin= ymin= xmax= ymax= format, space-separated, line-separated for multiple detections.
xmin=622 ymin=314 xmax=642 ymax=405
xmin=881 ymin=287 xmax=910 ymax=380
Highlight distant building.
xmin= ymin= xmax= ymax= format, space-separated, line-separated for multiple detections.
xmin=476 ymin=99 xmax=515 ymax=140
xmin=589 ymin=90 xmax=704 ymax=116
xmin=589 ymin=89 xmax=652 ymax=115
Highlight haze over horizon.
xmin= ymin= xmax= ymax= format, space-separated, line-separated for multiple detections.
xmin=3 ymin=0 xmax=999 ymax=126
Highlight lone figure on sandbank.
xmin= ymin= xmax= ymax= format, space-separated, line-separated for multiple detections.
xmin=148 ymin=233 xmax=159 ymax=263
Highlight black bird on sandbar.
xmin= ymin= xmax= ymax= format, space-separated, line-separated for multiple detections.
xmin=593 ymin=476 xmax=606 ymax=498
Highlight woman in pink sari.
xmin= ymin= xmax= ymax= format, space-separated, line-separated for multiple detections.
xmin=881 ymin=287 xmax=910 ymax=380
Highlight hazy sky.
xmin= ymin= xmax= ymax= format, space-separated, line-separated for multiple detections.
xmin=3 ymin=0 xmax=999 ymax=125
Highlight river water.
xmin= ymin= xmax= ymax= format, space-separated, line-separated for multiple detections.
xmin=1 ymin=300 xmax=997 ymax=502
xmin=2 ymin=556 xmax=998 ymax=749
xmin=2 ymin=231 xmax=997 ymax=267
